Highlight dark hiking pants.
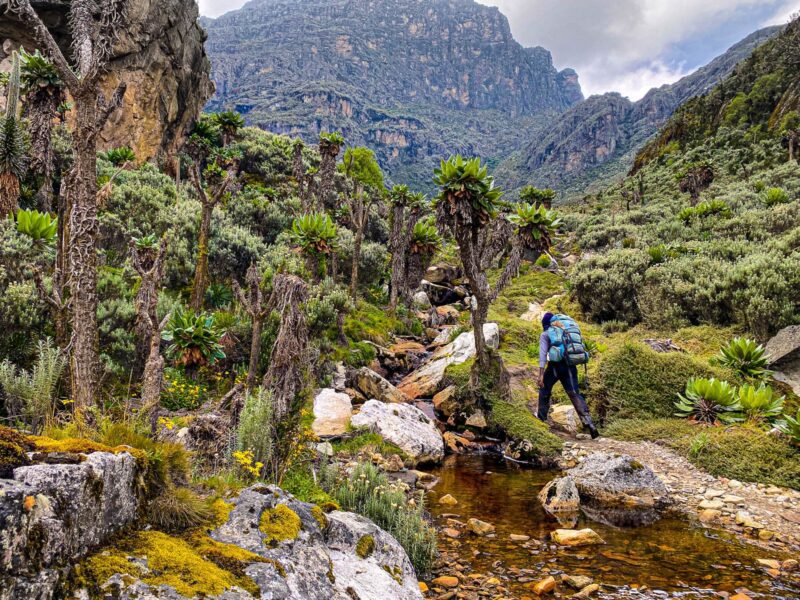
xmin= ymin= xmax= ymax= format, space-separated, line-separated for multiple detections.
xmin=536 ymin=362 xmax=591 ymax=423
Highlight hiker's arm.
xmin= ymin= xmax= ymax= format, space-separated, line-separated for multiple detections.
xmin=539 ymin=332 xmax=549 ymax=370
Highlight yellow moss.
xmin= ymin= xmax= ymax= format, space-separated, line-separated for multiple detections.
xmin=356 ymin=534 xmax=375 ymax=559
xmin=209 ymin=498 xmax=235 ymax=529
xmin=28 ymin=436 xmax=147 ymax=464
xmin=311 ymin=505 xmax=329 ymax=530
xmin=319 ymin=500 xmax=340 ymax=513
xmin=258 ymin=504 xmax=302 ymax=546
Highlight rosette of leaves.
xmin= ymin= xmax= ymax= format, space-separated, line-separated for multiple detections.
xmin=319 ymin=131 xmax=345 ymax=154
xmin=102 ymin=146 xmax=136 ymax=167
xmin=16 ymin=209 xmax=57 ymax=243
xmin=291 ymin=212 xmax=338 ymax=257
xmin=20 ymin=49 xmax=61 ymax=91
xmin=433 ymin=155 xmax=502 ymax=226
xmin=675 ymin=377 xmax=740 ymax=424
xmin=410 ymin=219 xmax=441 ymax=256
xmin=133 ymin=234 xmax=159 ymax=250
xmin=778 ymin=409 xmax=800 ymax=445
xmin=736 ymin=383 xmax=784 ymax=424
xmin=162 ymin=307 xmax=226 ymax=371
xmin=509 ymin=202 xmax=562 ymax=257
xmin=716 ymin=337 xmax=773 ymax=380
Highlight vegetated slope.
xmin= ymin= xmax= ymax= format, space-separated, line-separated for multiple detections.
xmin=202 ymin=0 xmax=582 ymax=191
xmin=568 ymin=17 xmax=800 ymax=340
xmin=495 ymin=26 xmax=782 ymax=199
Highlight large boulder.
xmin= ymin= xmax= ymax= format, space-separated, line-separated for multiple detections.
xmin=549 ymin=404 xmax=581 ymax=435
xmin=354 ymin=368 xmax=409 ymax=404
xmin=398 ymin=323 xmax=500 ymax=399
xmin=312 ymin=389 xmax=353 ymax=437
xmin=568 ymin=453 xmax=670 ymax=519
xmin=425 ymin=264 xmax=462 ymax=285
xmin=71 ymin=486 xmax=424 ymax=600
xmin=766 ymin=326 xmax=800 ymax=395
xmin=0 ymin=452 xmax=142 ymax=598
xmin=421 ymin=281 xmax=464 ymax=306
xmin=539 ymin=476 xmax=580 ymax=516
xmin=0 ymin=0 xmax=213 ymax=159
xmin=351 ymin=400 xmax=445 ymax=464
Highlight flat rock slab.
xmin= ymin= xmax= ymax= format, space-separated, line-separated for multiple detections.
xmin=312 ymin=389 xmax=353 ymax=437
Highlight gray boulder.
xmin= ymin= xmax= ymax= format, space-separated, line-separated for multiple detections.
xmin=354 ymin=368 xmax=409 ymax=404
xmin=312 ymin=389 xmax=353 ymax=437
xmin=766 ymin=326 xmax=800 ymax=395
xmin=351 ymin=400 xmax=445 ymax=464
xmin=568 ymin=453 xmax=670 ymax=510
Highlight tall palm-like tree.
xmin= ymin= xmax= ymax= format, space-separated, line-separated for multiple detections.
xmin=212 ymin=110 xmax=245 ymax=147
xmin=388 ymin=185 xmax=425 ymax=309
xmin=317 ymin=131 xmax=344 ymax=210
xmin=0 ymin=52 xmax=27 ymax=218
xmin=20 ymin=49 xmax=64 ymax=212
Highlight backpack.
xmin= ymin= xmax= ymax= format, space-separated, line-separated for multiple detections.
xmin=546 ymin=314 xmax=590 ymax=366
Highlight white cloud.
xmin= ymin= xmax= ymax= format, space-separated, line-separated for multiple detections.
xmin=198 ymin=0 xmax=247 ymax=18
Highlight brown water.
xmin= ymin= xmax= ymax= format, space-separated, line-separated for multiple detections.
xmin=427 ymin=454 xmax=800 ymax=599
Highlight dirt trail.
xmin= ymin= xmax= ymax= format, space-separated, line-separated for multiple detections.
xmin=564 ymin=435 xmax=800 ymax=553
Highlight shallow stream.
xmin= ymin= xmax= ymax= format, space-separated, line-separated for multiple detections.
xmin=426 ymin=454 xmax=800 ymax=599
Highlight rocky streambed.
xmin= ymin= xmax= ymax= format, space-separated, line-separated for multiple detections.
xmin=422 ymin=453 xmax=800 ymax=599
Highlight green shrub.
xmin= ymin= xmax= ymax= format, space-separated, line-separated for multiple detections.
xmin=162 ymin=308 xmax=226 ymax=371
xmin=593 ymin=343 xmax=719 ymax=421
xmin=237 ymin=388 xmax=274 ymax=472
xmin=603 ymin=418 xmax=697 ymax=442
xmin=763 ymin=187 xmax=790 ymax=206
xmin=675 ymin=378 xmax=739 ymax=424
xmin=716 ymin=337 xmax=772 ymax=380
xmin=736 ymin=383 xmax=784 ymax=425
xmin=326 ymin=462 xmax=437 ymax=575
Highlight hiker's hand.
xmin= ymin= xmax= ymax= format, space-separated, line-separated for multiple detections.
xmin=537 ymin=373 xmax=545 ymax=388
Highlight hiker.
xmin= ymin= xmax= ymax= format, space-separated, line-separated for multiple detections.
xmin=537 ymin=311 xmax=600 ymax=439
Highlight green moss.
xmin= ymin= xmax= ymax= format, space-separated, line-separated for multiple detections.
xmin=344 ymin=301 xmax=409 ymax=346
xmin=76 ymin=531 xmax=261 ymax=598
xmin=187 ymin=530 xmax=285 ymax=583
xmin=592 ymin=342 xmax=723 ymax=421
xmin=259 ymin=504 xmax=302 ymax=546
xmin=331 ymin=432 xmax=407 ymax=460
xmin=311 ymin=505 xmax=329 ymax=530
xmin=382 ymin=564 xmax=403 ymax=584
xmin=356 ymin=534 xmax=375 ymax=559
xmin=604 ymin=418 xmax=698 ymax=442
xmin=209 ymin=498 xmax=235 ymax=529
xmin=27 ymin=436 xmax=148 ymax=465
xmin=0 ymin=439 xmax=30 ymax=478
xmin=281 ymin=463 xmax=338 ymax=506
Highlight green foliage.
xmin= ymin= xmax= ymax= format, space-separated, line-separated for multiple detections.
xmin=778 ymin=409 xmax=800 ymax=445
xmin=342 ymin=147 xmax=384 ymax=190
xmin=0 ymin=339 xmax=65 ymax=432
xmin=736 ymin=383 xmax=784 ymax=424
xmin=237 ymin=388 xmax=274 ymax=471
xmin=326 ymin=462 xmax=437 ymax=575
xmin=678 ymin=199 xmax=731 ymax=223
xmin=15 ymin=209 xmax=57 ymax=243
xmin=409 ymin=219 xmax=441 ymax=255
xmin=763 ymin=187 xmax=790 ymax=206
xmin=102 ymin=146 xmax=136 ymax=166
xmin=0 ymin=52 xmax=27 ymax=183
xmin=19 ymin=49 xmax=61 ymax=91
xmin=433 ymin=155 xmax=503 ymax=225
xmin=161 ymin=368 xmax=208 ymax=411
xmin=716 ymin=337 xmax=772 ymax=380
xmin=212 ymin=111 xmax=245 ymax=143
xmin=205 ymin=283 xmax=233 ymax=309
xmin=519 ymin=186 xmax=556 ymax=207
xmin=291 ymin=213 xmax=337 ymax=256
xmin=162 ymin=308 xmax=226 ymax=369
xmin=675 ymin=378 xmax=739 ymax=424
xmin=147 ymin=487 xmax=214 ymax=532
xmin=319 ymin=131 xmax=345 ymax=148
xmin=509 ymin=203 xmax=562 ymax=244
xmin=594 ymin=343 xmax=720 ymax=421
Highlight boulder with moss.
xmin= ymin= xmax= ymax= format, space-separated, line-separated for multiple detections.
xmin=76 ymin=485 xmax=423 ymax=599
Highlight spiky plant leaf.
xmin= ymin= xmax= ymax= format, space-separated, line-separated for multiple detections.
xmin=675 ymin=377 xmax=740 ymax=424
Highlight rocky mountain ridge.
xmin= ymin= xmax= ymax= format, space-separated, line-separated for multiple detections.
xmin=495 ymin=26 xmax=782 ymax=197
xmin=203 ymin=0 xmax=582 ymax=190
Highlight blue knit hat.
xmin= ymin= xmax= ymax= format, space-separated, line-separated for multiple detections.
xmin=542 ymin=312 xmax=554 ymax=329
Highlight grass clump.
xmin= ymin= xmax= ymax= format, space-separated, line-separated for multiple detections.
xmin=593 ymin=342 xmax=721 ymax=421
xmin=331 ymin=432 xmax=406 ymax=459
xmin=147 ymin=487 xmax=215 ymax=533
xmin=259 ymin=504 xmax=302 ymax=546
xmin=326 ymin=462 xmax=437 ymax=576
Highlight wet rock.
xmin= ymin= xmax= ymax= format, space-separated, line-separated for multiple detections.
xmin=574 ymin=583 xmax=601 ymax=598
xmin=550 ymin=528 xmax=605 ymax=547
xmin=532 ymin=576 xmax=556 ymax=594
xmin=351 ymin=400 xmax=445 ymax=464
xmin=568 ymin=453 xmax=670 ymax=509
xmin=355 ymin=368 xmax=409 ymax=404
xmin=509 ymin=534 xmax=530 ymax=542
xmin=385 ymin=454 xmax=406 ymax=472
xmin=465 ymin=410 xmax=487 ymax=429
xmin=433 ymin=386 xmax=458 ymax=418
xmin=467 ymin=518 xmax=495 ymax=536
xmin=563 ymin=575 xmax=593 ymax=590
xmin=398 ymin=324 xmax=499 ymax=399
xmin=698 ymin=509 xmax=722 ymax=523
xmin=549 ymin=404 xmax=581 ymax=435
xmin=538 ymin=476 xmax=580 ymax=516
xmin=439 ymin=494 xmax=458 ymax=506
xmin=432 ymin=575 xmax=460 ymax=588
xmin=312 ymin=389 xmax=353 ymax=437
xmin=443 ymin=432 xmax=476 ymax=454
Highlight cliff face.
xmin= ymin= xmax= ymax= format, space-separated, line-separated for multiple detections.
xmin=496 ymin=26 xmax=782 ymax=197
xmin=0 ymin=0 xmax=213 ymax=159
xmin=203 ymin=0 xmax=582 ymax=190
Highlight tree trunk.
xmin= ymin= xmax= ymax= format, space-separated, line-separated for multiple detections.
xmin=27 ymin=90 xmax=59 ymax=212
xmin=141 ymin=327 xmax=166 ymax=434
xmin=190 ymin=200 xmax=213 ymax=312
xmin=318 ymin=149 xmax=337 ymax=210
xmin=68 ymin=90 xmax=100 ymax=411
xmin=388 ymin=204 xmax=405 ymax=309
xmin=246 ymin=316 xmax=263 ymax=391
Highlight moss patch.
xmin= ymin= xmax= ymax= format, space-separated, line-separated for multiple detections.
xmin=209 ymin=498 xmax=235 ymax=529
xmin=75 ymin=530 xmax=262 ymax=597
xmin=355 ymin=534 xmax=375 ymax=559
xmin=311 ymin=505 xmax=329 ymax=530
xmin=27 ymin=436 xmax=147 ymax=464
xmin=259 ymin=504 xmax=302 ymax=546
xmin=332 ymin=432 xmax=407 ymax=460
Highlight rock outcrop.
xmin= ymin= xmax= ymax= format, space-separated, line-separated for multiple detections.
xmin=203 ymin=0 xmax=581 ymax=190
xmin=0 ymin=452 xmax=142 ymax=598
xmin=0 ymin=0 xmax=213 ymax=159
xmin=312 ymin=389 xmax=353 ymax=437
xmin=354 ymin=367 xmax=409 ymax=404
xmin=398 ymin=323 xmax=500 ymax=399
xmin=351 ymin=400 xmax=445 ymax=464
xmin=766 ymin=326 xmax=800 ymax=395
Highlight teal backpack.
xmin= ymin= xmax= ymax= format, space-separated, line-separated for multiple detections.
xmin=546 ymin=314 xmax=590 ymax=366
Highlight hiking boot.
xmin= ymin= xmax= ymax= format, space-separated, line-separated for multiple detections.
xmin=588 ymin=425 xmax=600 ymax=440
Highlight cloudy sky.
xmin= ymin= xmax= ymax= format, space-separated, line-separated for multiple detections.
xmin=198 ymin=0 xmax=800 ymax=100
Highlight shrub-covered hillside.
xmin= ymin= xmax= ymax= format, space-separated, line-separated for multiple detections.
xmin=568 ymin=18 xmax=800 ymax=340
